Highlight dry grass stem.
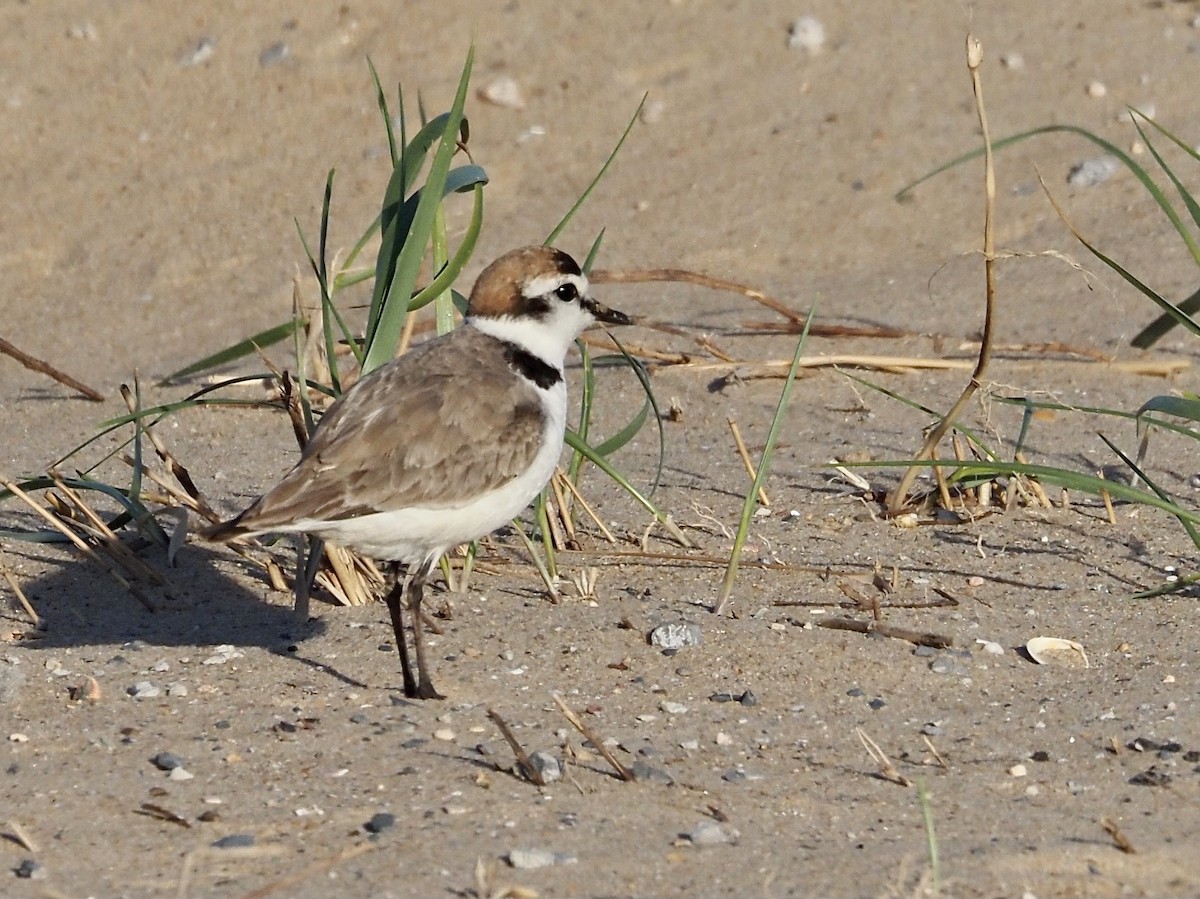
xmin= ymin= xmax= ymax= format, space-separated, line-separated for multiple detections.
xmin=727 ymin=418 xmax=770 ymax=506
xmin=486 ymin=707 xmax=545 ymax=785
xmin=921 ymin=735 xmax=950 ymax=770
xmin=0 ymin=335 xmax=105 ymax=401
xmin=1 ymin=474 xmax=159 ymax=612
xmin=552 ymin=693 xmax=634 ymax=781
xmin=1 ymin=563 xmax=39 ymax=626
xmin=886 ymin=33 xmax=998 ymax=513
xmin=856 ymin=727 xmax=912 ymax=787
xmin=1100 ymin=817 xmax=1136 ymax=854
xmin=2 ymin=819 xmax=38 ymax=852
xmin=548 ymin=475 xmax=576 ymax=541
xmin=554 ymin=472 xmax=617 ymax=543
xmin=1097 ymin=470 xmax=1118 ymax=525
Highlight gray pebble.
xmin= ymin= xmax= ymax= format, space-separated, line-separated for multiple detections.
xmin=0 ymin=664 xmax=26 ymax=704
xmin=628 ymin=761 xmax=674 ymax=785
xmin=526 ymin=751 xmax=562 ymax=784
xmin=686 ymin=820 xmax=735 ymax=846
xmin=128 ymin=681 xmax=160 ymax=699
xmin=929 ymin=657 xmax=970 ymax=676
xmin=152 ymin=751 xmax=184 ymax=771
xmin=365 ymin=812 xmax=395 ymax=834
xmin=1067 ymin=155 xmax=1119 ymax=187
xmin=921 ymin=723 xmax=944 ymax=737
xmin=259 ymin=42 xmax=289 ymax=66
xmin=14 ymin=858 xmax=44 ymax=879
xmin=212 ymin=834 xmax=255 ymax=849
xmin=649 ymin=623 xmax=702 ymax=651
xmin=913 ymin=645 xmax=938 ymax=658
xmin=506 ymin=848 xmax=576 ymax=869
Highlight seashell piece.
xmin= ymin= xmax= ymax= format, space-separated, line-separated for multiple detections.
xmin=1026 ymin=636 xmax=1089 ymax=668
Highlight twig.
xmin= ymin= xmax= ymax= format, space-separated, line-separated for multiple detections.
xmin=1100 ymin=817 xmax=1136 ymax=854
xmin=0 ymin=336 xmax=105 ymax=401
xmin=554 ymin=471 xmax=616 ymax=543
xmin=887 ymin=34 xmax=997 ymax=513
xmin=1097 ymin=470 xmax=1118 ymax=525
xmin=817 ymin=617 xmax=953 ymax=649
xmin=921 ymin=735 xmax=950 ymax=770
xmin=727 ymin=419 xmax=769 ymax=506
xmin=552 ymin=693 xmax=634 ymax=781
xmin=486 ymin=708 xmax=544 ymax=785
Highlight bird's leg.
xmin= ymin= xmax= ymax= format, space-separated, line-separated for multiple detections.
xmin=382 ymin=562 xmax=418 ymax=698
xmin=407 ymin=563 xmax=445 ymax=700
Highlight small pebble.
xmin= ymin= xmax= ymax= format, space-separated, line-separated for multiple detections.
xmin=479 ymin=76 xmax=525 ymax=109
xmin=686 ymin=820 xmax=735 ymax=846
xmin=660 ymin=701 xmax=688 ymax=715
xmin=649 ymin=623 xmax=702 ymax=651
xmin=929 ymin=657 xmax=970 ymax=676
xmin=128 ymin=681 xmax=160 ymax=700
xmin=213 ymin=834 xmax=256 ymax=849
xmin=1067 ymin=156 xmax=1119 ymax=187
xmin=1009 ymin=764 xmax=1028 ymax=777
xmin=526 ymin=751 xmax=562 ymax=784
xmin=259 ymin=42 xmax=289 ymax=67
xmin=14 ymin=858 xmax=43 ymax=879
xmin=168 ymin=767 xmax=195 ymax=781
xmin=433 ymin=728 xmax=455 ymax=742
xmin=0 ymin=665 xmax=26 ymax=704
xmin=506 ymin=848 xmax=576 ymax=869
xmin=787 ymin=15 xmax=826 ymax=53
xmin=1000 ymin=52 xmax=1024 ymax=70
xmin=152 ymin=751 xmax=185 ymax=771
xmin=737 ymin=689 xmax=758 ymax=707
xmin=181 ymin=37 xmax=216 ymax=67
xmin=365 ymin=812 xmax=396 ymax=834
xmin=628 ymin=761 xmax=674 ymax=785
xmin=679 ymin=739 xmax=700 ymax=751
xmin=1129 ymin=766 xmax=1171 ymax=787
xmin=165 ymin=683 xmax=188 ymax=697
xmin=9 ymin=733 xmax=29 ymax=743
xmin=1086 ymin=80 xmax=1107 ymax=98
xmin=715 ymin=732 xmax=733 ymax=747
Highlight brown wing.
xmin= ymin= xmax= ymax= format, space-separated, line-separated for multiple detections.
xmin=226 ymin=328 xmax=547 ymax=532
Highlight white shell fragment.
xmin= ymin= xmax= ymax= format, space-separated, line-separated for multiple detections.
xmin=1026 ymin=636 xmax=1089 ymax=668
xmin=478 ymin=76 xmax=525 ymax=109
xmin=787 ymin=16 xmax=826 ymax=53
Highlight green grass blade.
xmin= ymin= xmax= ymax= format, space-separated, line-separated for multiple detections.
xmin=367 ymin=58 xmax=398 ymax=167
xmin=1098 ymin=431 xmax=1200 ymax=550
xmin=158 ymin=320 xmax=302 ymax=384
xmin=544 ymin=94 xmax=645 ymax=246
xmin=1137 ymin=394 xmax=1200 ymax=424
xmin=715 ymin=309 xmax=813 ymax=614
xmin=1130 ymin=284 xmax=1200 ymax=349
xmin=405 ymin=182 xmax=485 ymax=314
xmin=363 ymin=48 xmax=475 ymax=373
xmin=1130 ymin=111 xmax=1200 ymax=231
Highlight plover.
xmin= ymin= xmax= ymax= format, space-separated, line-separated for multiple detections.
xmin=205 ymin=245 xmax=632 ymax=699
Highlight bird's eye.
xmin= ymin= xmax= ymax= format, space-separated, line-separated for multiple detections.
xmin=555 ymin=283 xmax=579 ymax=302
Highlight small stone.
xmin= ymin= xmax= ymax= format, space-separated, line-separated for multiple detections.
xmin=1000 ymin=52 xmax=1024 ymax=69
xmin=660 ymin=701 xmax=688 ymax=715
xmin=1086 ymin=80 xmax=1108 ymax=98
xmin=506 ymin=848 xmax=575 ymax=869
xmin=650 ymin=623 xmax=702 ymax=650
xmin=212 ymin=834 xmax=255 ymax=849
xmin=13 ymin=858 xmax=43 ymax=879
xmin=628 ymin=761 xmax=674 ymax=785
xmin=0 ymin=664 xmax=26 ymax=704
xmin=787 ymin=15 xmax=826 ymax=53
xmin=921 ymin=723 xmax=944 ymax=737
xmin=1067 ymin=156 xmax=1119 ymax=187
xmin=868 ymin=698 xmax=886 ymax=711
xmin=433 ymin=728 xmax=455 ymax=742
xmin=929 ymin=657 xmax=969 ymax=676
xmin=686 ymin=820 xmax=735 ymax=845
xmin=181 ymin=37 xmax=216 ymax=67
xmin=152 ymin=751 xmax=184 ymax=771
xmin=365 ymin=812 xmax=396 ymax=834
xmin=165 ymin=683 xmax=188 ymax=697
xmin=1009 ymin=764 xmax=1028 ymax=777
xmin=168 ymin=767 xmax=195 ymax=781
xmin=526 ymin=751 xmax=562 ymax=784
xmin=259 ymin=42 xmax=289 ymax=67
xmin=128 ymin=681 xmax=160 ymax=699
xmin=737 ymin=689 xmax=758 ymax=707
xmin=1031 ymin=750 xmax=1051 ymax=763
xmin=479 ymin=76 xmax=525 ymax=109
xmin=8 ymin=733 xmax=28 ymax=743
xmin=679 ymin=739 xmax=700 ymax=751
xmin=1129 ymin=766 xmax=1171 ymax=787
xmin=715 ymin=732 xmax=733 ymax=747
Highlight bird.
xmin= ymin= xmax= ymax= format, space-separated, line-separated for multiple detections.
xmin=204 ymin=245 xmax=632 ymax=699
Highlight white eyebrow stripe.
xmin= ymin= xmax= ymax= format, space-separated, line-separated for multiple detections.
xmin=524 ymin=272 xmax=589 ymax=299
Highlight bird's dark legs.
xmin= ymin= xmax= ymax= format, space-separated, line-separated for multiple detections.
xmin=383 ymin=559 xmax=445 ymax=700
xmin=405 ymin=561 xmax=444 ymax=700
xmin=383 ymin=562 xmax=418 ymax=698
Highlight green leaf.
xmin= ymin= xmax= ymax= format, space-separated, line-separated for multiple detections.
xmin=158 ymin=320 xmax=302 ymax=384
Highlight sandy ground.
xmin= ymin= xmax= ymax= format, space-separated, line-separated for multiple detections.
xmin=4 ymin=2 xmax=1200 ymax=897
